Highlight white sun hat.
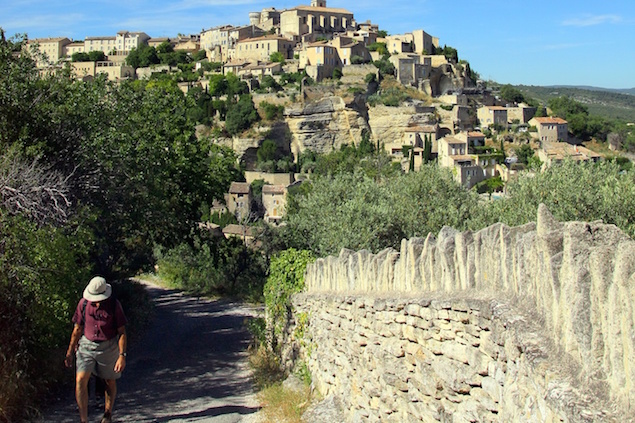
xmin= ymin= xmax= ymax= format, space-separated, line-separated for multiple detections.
xmin=83 ymin=276 xmax=112 ymax=302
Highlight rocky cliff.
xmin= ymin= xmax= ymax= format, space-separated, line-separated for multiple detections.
xmin=285 ymin=95 xmax=370 ymax=156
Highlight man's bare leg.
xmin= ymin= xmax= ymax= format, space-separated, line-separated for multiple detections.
xmin=103 ymin=379 xmax=117 ymax=420
xmin=75 ymin=371 xmax=91 ymax=423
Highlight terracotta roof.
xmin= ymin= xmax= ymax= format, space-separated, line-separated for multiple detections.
xmin=486 ymin=106 xmax=507 ymax=111
xmin=29 ymin=37 xmax=71 ymax=42
xmin=224 ymin=60 xmax=251 ymax=67
xmin=229 ymin=182 xmax=251 ymax=194
xmin=467 ymin=131 xmax=486 ymax=137
xmin=532 ymin=117 xmax=568 ymax=125
xmin=85 ymin=36 xmax=116 ymax=40
xmin=307 ymin=40 xmax=329 ymax=48
xmin=238 ymin=35 xmax=291 ymax=44
xmin=262 ymin=185 xmax=287 ymax=195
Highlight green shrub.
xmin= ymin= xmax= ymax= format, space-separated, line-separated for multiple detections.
xmin=364 ymin=73 xmax=377 ymax=84
xmin=155 ymin=236 xmax=268 ymax=300
xmin=264 ymin=249 xmax=315 ymax=342
xmin=0 ymin=215 xmax=93 ymax=422
xmin=260 ymin=101 xmax=285 ymax=121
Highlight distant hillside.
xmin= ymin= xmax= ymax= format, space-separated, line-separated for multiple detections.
xmin=512 ymin=85 xmax=635 ymax=122
xmin=547 ymin=86 xmax=635 ymax=96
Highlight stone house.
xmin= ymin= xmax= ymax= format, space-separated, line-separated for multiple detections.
xmin=173 ymin=34 xmax=201 ymax=52
xmin=63 ymin=41 xmax=86 ymax=57
xmin=438 ymin=136 xmax=498 ymax=188
xmin=279 ymin=1 xmax=355 ymax=40
xmin=332 ymin=36 xmax=370 ymax=65
xmin=262 ymin=184 xmax=287 ymax=224
xmin=114 ymin=31 xmax=150 ymax=56
xmin=148 ymin=37 xmax=173 ymax=49
xmin=402 ymin=124 xmax=439 ymax=152
xmin=301 ymin=36 xmax=370 ymax=81
xmin=390 ymin=54 xmax=431 ymax=87
xmin=84 ymin=36 xmax=116 ymax=55
xmin=249 ymin=7 xmax=282 ymax=32
xmin=222 ymin=224 xmax=261 ymax=248
xmin=477 ymin=106 xmax=508 ymax=128
xmin=70 ymin=61 xmax=135 ymax=82
xmin=236 ymin=35 xmax=295 ymax=62
xmin=224 ymin=182 xmax=253 ymax=221
xmin=529 ymin=117 xmax=569 ymax=143
xmin=345 ymin=28 xmax=378 ymax=48
xmin=26 ymin=37 xmax=71 ymax=67
xmin=537 ymin=142 xmax=602 ymax=168
xmin=507 ymin=103 xmax=537 ymax=124
xmin=201 ymin=25 xmax=234 ymax=61
xmin=455 ymin=131 xmax=486 ymax=151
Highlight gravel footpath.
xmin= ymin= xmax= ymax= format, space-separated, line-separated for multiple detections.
xmin=36 ymin=280 xmax=263 ymax=423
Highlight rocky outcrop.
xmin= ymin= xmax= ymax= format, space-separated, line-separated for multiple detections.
xmin=285 ymin=96 xmax=370 ymax=155
xmin=366 ymin=102 xmax=436 ymax=144
xmin=285 ymin=205 xmax=635 ymax=422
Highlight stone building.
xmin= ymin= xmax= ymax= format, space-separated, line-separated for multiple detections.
xmin=280 ymin=1 xmax=355 ymax=41
xmin=477 ymin=105 xmax=508 ymax=128
xmin=26 ymin=37 xmax=71 ymax=67
xmin=529 ymin=116 xmax=569 ymax=143
xmin=262 ymin=184 xmax=287 ymax=224
xmin=63 ymin=41 xmax=85 ymax=57
xmin=236 ymin=35 xmax=295 ymax=62
xmin=224 ymin=182 xmax=253 ymax=221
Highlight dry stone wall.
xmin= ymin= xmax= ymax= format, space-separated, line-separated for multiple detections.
xmin=285 ymin=205 xmax=635 ymax=422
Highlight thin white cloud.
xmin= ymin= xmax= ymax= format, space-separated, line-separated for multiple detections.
xmin=562 ymin=14 xmax=622 ymax=27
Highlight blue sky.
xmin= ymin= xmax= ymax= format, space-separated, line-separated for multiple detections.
xmin=2 ymin=0 xmax=634 ymax=88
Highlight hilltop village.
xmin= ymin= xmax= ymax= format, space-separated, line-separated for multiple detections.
xmin=27 ymin=0 xmax=604 ymax=232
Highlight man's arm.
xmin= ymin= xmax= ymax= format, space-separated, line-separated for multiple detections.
xmin=114 ymin=326 xmax=127 ymax=373
xmin=64 ymin=324 xmax=83 ymax=367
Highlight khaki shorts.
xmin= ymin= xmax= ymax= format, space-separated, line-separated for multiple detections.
xmin=76 ymin=336 xmax=121 ymax=380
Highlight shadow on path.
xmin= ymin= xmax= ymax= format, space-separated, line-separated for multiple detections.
xmin=37 ymin=281 xmax=262 ymax=423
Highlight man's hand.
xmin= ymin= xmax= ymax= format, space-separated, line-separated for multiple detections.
xmin=114 ymin=355 xmax=126 ymax=373
xmin=64 ymin=352 xmax=74 ymax=368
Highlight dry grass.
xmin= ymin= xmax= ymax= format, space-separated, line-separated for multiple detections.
xmin=248 ymin=342 xmax=313 ymax=423
xmin=248 ymin=344 xmax=284 ymax=389
xmin=257 ymin=382 xmax=311 ymax=423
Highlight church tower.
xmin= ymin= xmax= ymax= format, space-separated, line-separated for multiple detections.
xmin=311 ymin=0 xmax=326 ymax=7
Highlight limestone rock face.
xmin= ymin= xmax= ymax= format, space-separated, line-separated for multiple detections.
xmin=285 ymin=96 xmax=370 ymax=155
xmin=212 ymin=136 xmax=260 ymax=159
xmin=367 ymin=103 xmax=435 ymax=144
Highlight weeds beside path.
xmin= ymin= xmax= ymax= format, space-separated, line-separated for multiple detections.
xmin=35 ymin=279 xmax=263 ymax=423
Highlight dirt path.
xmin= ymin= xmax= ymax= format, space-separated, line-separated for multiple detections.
xmin=38 ymin=280 xmax=263 ymax=423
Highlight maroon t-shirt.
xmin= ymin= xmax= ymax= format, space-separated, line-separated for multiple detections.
xmin=72 ymin=297 xmax=127 ymax=342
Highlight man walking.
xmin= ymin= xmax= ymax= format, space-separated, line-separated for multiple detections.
xmin=65 ymin=277 xmax=127 ymax=423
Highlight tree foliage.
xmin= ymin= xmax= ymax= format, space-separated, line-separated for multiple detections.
xmin=226 ymin=94 xmax=259 ymax=135
xmin=469 ymin=160 xmax=635 ymax=238
xmin=155 ymin=235 xmax=267 ymax=300
xmin=274 ymin=167 xmax=477 ymax=257
xmin=500 ymin=84 xmax=525 ymax=104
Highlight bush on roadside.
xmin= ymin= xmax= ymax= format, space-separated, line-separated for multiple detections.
xmin=154 ymin=235 xmax=268 ymax=301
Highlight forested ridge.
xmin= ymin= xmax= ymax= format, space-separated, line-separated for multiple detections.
xmin=512 ymin=84 xmax=635 ymax=122
xmin=3 ymin=30 xmax=635 ymax=422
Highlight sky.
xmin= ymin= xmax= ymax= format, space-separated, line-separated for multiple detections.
xmin=2 ymin=0 xmax=634 ymax=89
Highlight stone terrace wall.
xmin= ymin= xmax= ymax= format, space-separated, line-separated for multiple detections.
xmin=286 ymin=205 xmax=635 ymax=422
